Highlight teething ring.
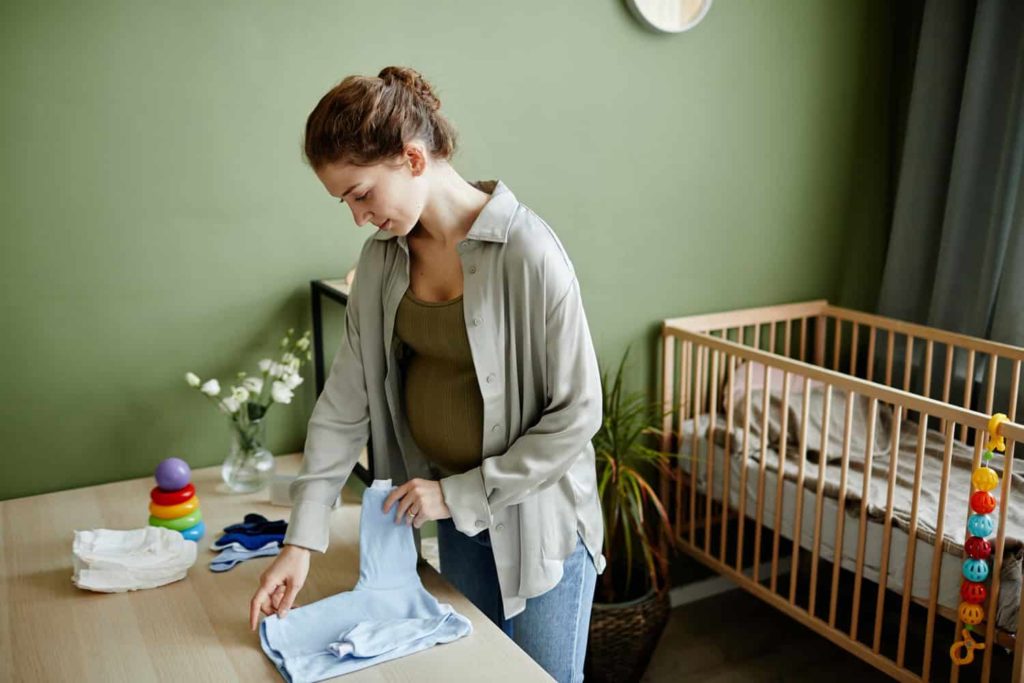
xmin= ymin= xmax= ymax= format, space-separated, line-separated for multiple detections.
xmin=986 ymin=413 xmax=1008 ymax=452
xmin=950 ymin=629 xmax=986 ymax=665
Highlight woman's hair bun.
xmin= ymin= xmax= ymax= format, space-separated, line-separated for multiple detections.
xmin=378 ymin=66 xmax=441 ymax=112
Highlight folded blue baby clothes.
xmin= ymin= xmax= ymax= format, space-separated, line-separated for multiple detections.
xmin=259 ymin=479 xmax=472 ymax=683
xmin=223 ymin=513 xmax=288 ymax=536
xmin=214 ymin=540 xmax=281 ymax=554
xmin=211 ymin=531 xmax=284 ymax=551
xmin=209 ymin=544 xmax=282 ymax=572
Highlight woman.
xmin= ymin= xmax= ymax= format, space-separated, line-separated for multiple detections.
xmin=250 ymin=66 xmax=606 ymax=683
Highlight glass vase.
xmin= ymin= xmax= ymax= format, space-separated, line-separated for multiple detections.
xmin=221 ymin=415 xmax=275 ymax=493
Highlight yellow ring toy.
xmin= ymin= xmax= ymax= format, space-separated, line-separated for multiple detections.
xmin=986 ymin=413 xmax=1008 ymax=452
xmin=149 ymin=509 xmax=203 ymax=531
xmin=149 ymin=495 xmax=200 ymax=519
xmin=950 ymin=629 xmax=986 ymax=666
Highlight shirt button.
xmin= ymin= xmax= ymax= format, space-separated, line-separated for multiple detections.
xmin=495 ymin=523 xmax=505 ymax=532
xmin=486 ymin=373 xmax=495 ymax=384
xmin=491 ymin=423 xmax=502 ymax=433
xmin=472 ymin=317 xmax=482 ymax=327
xmin=475 ymin=520 xmax=485 ymax=529
xmin=468 ymin=265 xmax=478 ymax=274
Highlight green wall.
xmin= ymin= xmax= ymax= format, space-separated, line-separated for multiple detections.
xmin=0 ymin=0 xmax=891 ymax=500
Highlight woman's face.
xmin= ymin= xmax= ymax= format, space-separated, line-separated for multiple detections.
xmin=315 ymin=146 xmax=429 ymax=238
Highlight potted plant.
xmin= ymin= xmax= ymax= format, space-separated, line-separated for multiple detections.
xmin=584 ymin=343 xmax=680 ymax=683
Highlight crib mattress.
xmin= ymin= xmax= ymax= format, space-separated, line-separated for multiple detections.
xmin=678 ymin=415 xmax=1022 ymax=633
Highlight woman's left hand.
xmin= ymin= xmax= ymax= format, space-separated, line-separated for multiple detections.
xmin=382 ymin=478 xmax=452 ymax=528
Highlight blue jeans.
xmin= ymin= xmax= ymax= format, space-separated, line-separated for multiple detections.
xmin=436 ymin=518 xmax=597 ymax=683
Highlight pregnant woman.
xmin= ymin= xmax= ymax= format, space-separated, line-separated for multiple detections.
xmin=250 ymin=66 xmax=606 ymax=683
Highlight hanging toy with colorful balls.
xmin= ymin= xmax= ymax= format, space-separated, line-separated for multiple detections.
xmin=950 ymin=413 xmax=1007 ymax=666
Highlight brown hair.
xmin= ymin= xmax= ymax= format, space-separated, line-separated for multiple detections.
xmin=303 ymin=66 xmax=458 ymax=170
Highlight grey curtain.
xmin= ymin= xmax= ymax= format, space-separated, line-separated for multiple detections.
xmin=877 ymin=0 xmax=1024 ymax=346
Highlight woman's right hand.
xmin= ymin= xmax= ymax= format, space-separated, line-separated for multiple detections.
xmin=249 ymin=544 xmax=311 ymax=631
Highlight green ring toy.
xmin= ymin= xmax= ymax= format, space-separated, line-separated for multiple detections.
xmin=149 ymin=509 xmax=203 ymax=531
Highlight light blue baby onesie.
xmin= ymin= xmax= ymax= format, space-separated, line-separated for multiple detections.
xmin=259 ymin=479 xmax=472 ymax=682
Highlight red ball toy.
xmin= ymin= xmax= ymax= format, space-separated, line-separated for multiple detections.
xmin=961 ymin=580 xmax=987 ymax=605
xmin=971 ymin=490 xmax=997 ymax=515
xmin=965 ymin=536 xmax=993 ymax=560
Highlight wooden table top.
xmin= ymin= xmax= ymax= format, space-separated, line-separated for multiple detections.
xmin=0 ymin=453 xmax=553 ymax=682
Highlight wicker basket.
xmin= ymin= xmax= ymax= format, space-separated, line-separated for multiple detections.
xmin=584 ymin=586 xmax=671 ymax=683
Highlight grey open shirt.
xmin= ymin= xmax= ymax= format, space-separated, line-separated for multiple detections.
xmin=284 ymin=179 xmax=607 ymax=619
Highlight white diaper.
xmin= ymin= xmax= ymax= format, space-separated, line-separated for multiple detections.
xmin=72 ymin=526 xmax=197 ymax=592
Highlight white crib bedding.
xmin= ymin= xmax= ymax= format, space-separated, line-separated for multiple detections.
xmin=678 ymin=415 xmax=1022 ymax=633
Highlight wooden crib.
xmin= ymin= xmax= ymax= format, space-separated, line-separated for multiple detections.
xmin=659 ymin=300 xmax=1024 ymax=682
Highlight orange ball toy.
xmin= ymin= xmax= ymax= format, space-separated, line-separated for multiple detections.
xmin=970 ymin=490 xmax=997 ymax=514
xmin=959 ymin=601 xmax=984 ymax=625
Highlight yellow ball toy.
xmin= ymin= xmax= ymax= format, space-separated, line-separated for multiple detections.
xmin=959 ymin=601 xmax=984 ymax=625
xmin=972 ymin=467 xmax=999 ymax=492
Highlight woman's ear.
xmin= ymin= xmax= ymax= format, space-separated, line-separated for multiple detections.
xmin=404 ymin=141 xmax=428 ymax=176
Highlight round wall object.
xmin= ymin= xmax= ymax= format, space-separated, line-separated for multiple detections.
xmin=626 ymin=0 xmax=713 ymax=34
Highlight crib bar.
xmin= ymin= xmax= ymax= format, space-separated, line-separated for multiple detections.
xmin=789 ymin=375 xmax=813 ymax=604
xmin=884 ymin=330 xmax=895 ymax=387
xmin=978 ymin=428 xmax=1011 ymax=679
xmin=850 ymin=397 xmax=879 ymax=639
xmin=897 ymin=414 xmax=930 ymax=667
xmin=1012 ymin=358 xmax=1021 ymax=421
xmin=752 ymin=364 xmax=772 ymax=581
xmin=959 ymin=349 xmax=975 ymax=443
xmin=661 ymin=334 xmax=675 ymax=508
xmin=705 ymin=349 xmax=719 ymax=555
xmin=688 ymin=345 xmax=703 ymax=545
xmin=922 ymin=420 xmax=958 ymax=681
xmin=829 ymin=392 xmax=856 ymax=628
xmin=984 ymin=354 xmax=998 ymax=415
xmin=815 ymin=315 xmax=826 ymax=367
xmin=940 ymin=345 xmax=954 ymax=433
xmin=867 ymin=326 xmax=877 ymax=382
xmin=719 ymin=354 xmax=737 ymax=564
xmin=769 ymin=320 xmax=777 ymax=356
xmin=784 ymin=319 xmax=792 ymax=360
xmin=735 ymin=359 xmax=755 ymax=573
xmin=923 ymin=339 xmax=935 ymax=401
xmin=833 ymin=317 xmax=843 ymax=371
xmin=872 ymin=404 xmax=904 ymax=652
xmin=675 ymin=341 xmax=691 ymax=532
xmin=800 ymin=317 xmax=808 ymax=362
xmin=808 ymin=384 xmax=832 ymax=618
xmin=770 ymin=371 xmax=792 ymax=593
xmin=850 ymin=322 xmax=860 ymax=377
xmin=902 ymin=336 xmax=914 ymax=392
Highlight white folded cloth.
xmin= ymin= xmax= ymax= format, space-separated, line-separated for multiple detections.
xmin=72 ymin=526 xmax=197 ymax=592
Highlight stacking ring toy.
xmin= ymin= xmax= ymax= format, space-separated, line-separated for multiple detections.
xmin=965 ymin=536 xmax=992 ymax=560
xmin=180 ymin=520 xmax=206 ymax=542
xmin=963 ymin=558 xmax=990 ymax=583
xmin=149 ymin=509 xmax=203 ymax=531
xmin=150 ymin=483 xmax=195 ymax=506
xmin=970 ymin=490 xmax=996 ymax=515
xmin=968 ymin=514 xmax=995 ymax=538
xmin=149 ymin=495 xmax=200 ymax=519
xmin=960 ymin=581 xmax=987 ymax=604
xmin=959 ymin=602 xmax=985 ymax=625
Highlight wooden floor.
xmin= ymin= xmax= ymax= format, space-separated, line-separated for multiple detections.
xmin=642 ymin=589 xmax=892 ymax=682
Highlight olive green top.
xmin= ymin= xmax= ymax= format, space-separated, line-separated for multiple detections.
xmin=394 ymin=287 xmax=484 ymax=477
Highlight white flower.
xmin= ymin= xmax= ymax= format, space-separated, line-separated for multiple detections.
xmin=185 ymin=372 xmax=201 ymax=387
xmin=296 ymin=337 xmax=310 ymax=351
xmin=220 ymin=396 xmax=240 ymax=414
xmin=258 ymin=358 xmax=273 ymax=372
xmin=283 ymin=371 xmax=304 ymax=390
xmin=271 ymin=381 xmax=294 ymax=404
xmin=268 ymin=362 xmax=288 ymax=379
xmin=242 ymin=376 xmax=263 ymax=394
xmin=287 ymin=357 xmax=300 ymax=373
xmin=282 ymin=352 xmax=296 ymax=364
xmin=231 ymin=386 xmax=250 ymax=402
xmin=200 ymin=379 xmax=221 ymax=396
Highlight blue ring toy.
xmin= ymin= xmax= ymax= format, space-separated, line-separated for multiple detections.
xmin=180 ymin=519 xmax=206 ymax=542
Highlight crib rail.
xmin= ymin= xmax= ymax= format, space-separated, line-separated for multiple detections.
xmin=660 ymin=301 xmax=1024 ymax=683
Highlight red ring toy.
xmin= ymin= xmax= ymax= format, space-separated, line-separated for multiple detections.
xmin=970 ymin=490 xmax=997 ymax=515
xmin=150 ymin=482 xmax=195 ymax=505
xmin=961 ymin=581 xmax=987 ymax=604
xmin=965 ymin=536 xmax=993 ymax=561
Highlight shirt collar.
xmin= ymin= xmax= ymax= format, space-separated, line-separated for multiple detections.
xmin=371 ymin=179 xmax=517 ymax=244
